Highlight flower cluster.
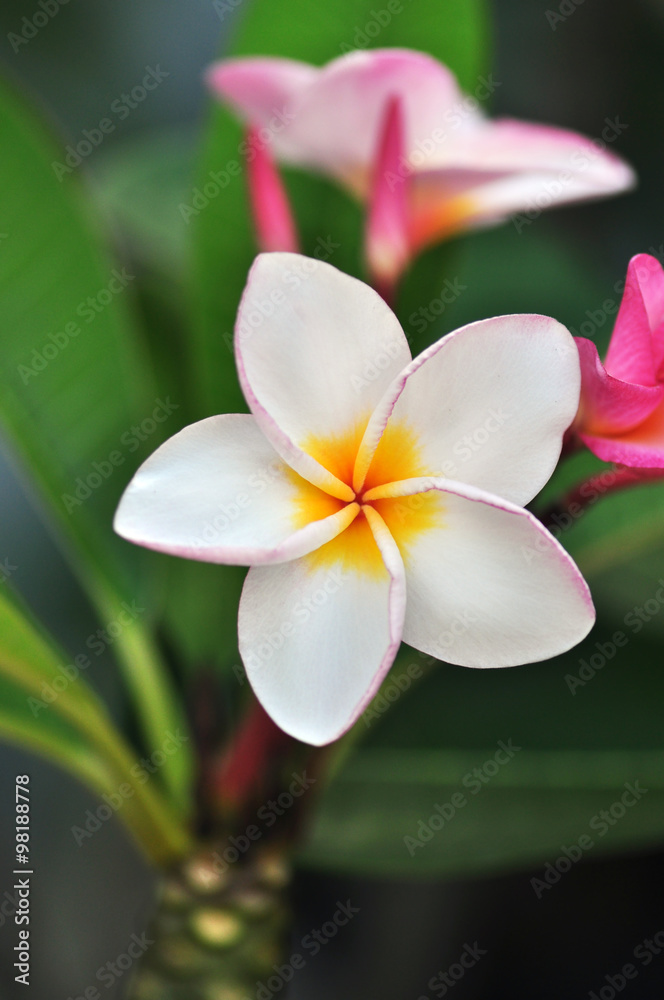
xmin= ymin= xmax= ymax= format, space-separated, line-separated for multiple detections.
xmin=113 ymin=46 xmax=652 ymax=746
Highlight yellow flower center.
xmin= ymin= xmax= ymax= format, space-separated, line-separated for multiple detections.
xmin=293 ymin=416 xmax=444 ymax=577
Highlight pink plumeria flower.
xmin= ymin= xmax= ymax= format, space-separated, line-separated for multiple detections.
xmin=115 ymin=253 xmax=595 ymax=746
xmin=206 ymin=49 xmax=635 ymax=295
xmin=575 ymin=254 xmax=664 ymax=467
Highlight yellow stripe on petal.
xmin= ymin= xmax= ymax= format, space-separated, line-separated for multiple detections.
xmin=363 ymin=419 xmax=429 ymax=491
xmin=289 ymin=470 xmax=350 ymax=526
xmin=303 ymin=508 xmax=388 ymax=581
xmin=372 ymin=491 xmax=445 ymax=567
xmin=294 ymin=414 xmax=443 ymax=578
xmin=301 ymin=415 xmax=370 ymax=489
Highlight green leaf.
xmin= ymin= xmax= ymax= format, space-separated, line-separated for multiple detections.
xmin=0 ymin=673 xmax=127 ymax=847
xmin=0 ymin=705 xmax=114 ymax=796
xmin=301 ymin=748 xmax=664 ymax=878
xmin=0 ymin=72 xmax=193 ymax=807
xmin=0 ymin=693 xmax=187 ymax=867
xmin=0 ymin=674 xmax=121 ymax=825
xmin=231 ymin=0 xmax=490 ymax=90
xmin=532 ymin=444 xmax=664 ymax=628
xmin=300 ymin=628 xmax=664 ymax=877
xmin=0 ymin=584 xmax=192 ymax=865
xmin=0 ymin=75 xmax=152 ymax=593
xmin=174 ymin=0 xmax=490 ymax=673
xmin=92 ymin=128 xmax=196 ymax=279
xmin=552 ymin=474 xmax=664 ymax=582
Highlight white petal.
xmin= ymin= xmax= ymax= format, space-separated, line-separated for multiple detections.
xmin=236 ymin=253 xmax=411 ymax=500
xmin=114 ymin=414 xmax=358 ymax=565
xmin=354 ymin=314 xmax=580 ymax=505
xmin=369 ymin=478 xmax=595 ymax=666
xmin=238 ymin=507 xmax=406 ymax=745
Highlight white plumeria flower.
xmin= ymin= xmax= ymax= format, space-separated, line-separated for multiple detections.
xmin=115 ymin=253 xmax=595 ymax=746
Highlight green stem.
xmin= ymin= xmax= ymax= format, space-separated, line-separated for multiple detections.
xmin=90 ymin=579 xmax=195 ymax=818
xmin=126 ymin=843 xmax=293 ymax=999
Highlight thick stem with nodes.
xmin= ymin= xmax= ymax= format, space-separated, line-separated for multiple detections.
xmin=126 ymin=845 xmax=292 ymax=1000
xmin=126 ymin=693 xmax=317 ymax=998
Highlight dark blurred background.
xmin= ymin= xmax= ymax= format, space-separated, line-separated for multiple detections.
xmin=1 ymin=0 xmax=664 ymax=997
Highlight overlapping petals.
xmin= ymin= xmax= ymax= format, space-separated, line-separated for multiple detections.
xmin=238 ymin=505 xmax=406 ymax=746
xmin=113 ymin=413 xmax=360 ymax=564
xmin=208 ymin=48 xmax=635 ymax=288
xmin=207 ymin=49 xmax=462 ymax=192
xmin=353 ymin=313 xmax=580 ymax=505
xmin=234 ymin=251 xmax=411 ymax=498
xmin=575 ymin=254 xmax=664 ymax=466
xmin=115 ymin=253 xmax=595 ymax=745
xmin=366 ymin=478 xmax=594 ymax=667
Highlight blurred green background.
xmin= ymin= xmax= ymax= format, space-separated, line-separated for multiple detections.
xmin=1 ymin=1 xmax=664 ymax=998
